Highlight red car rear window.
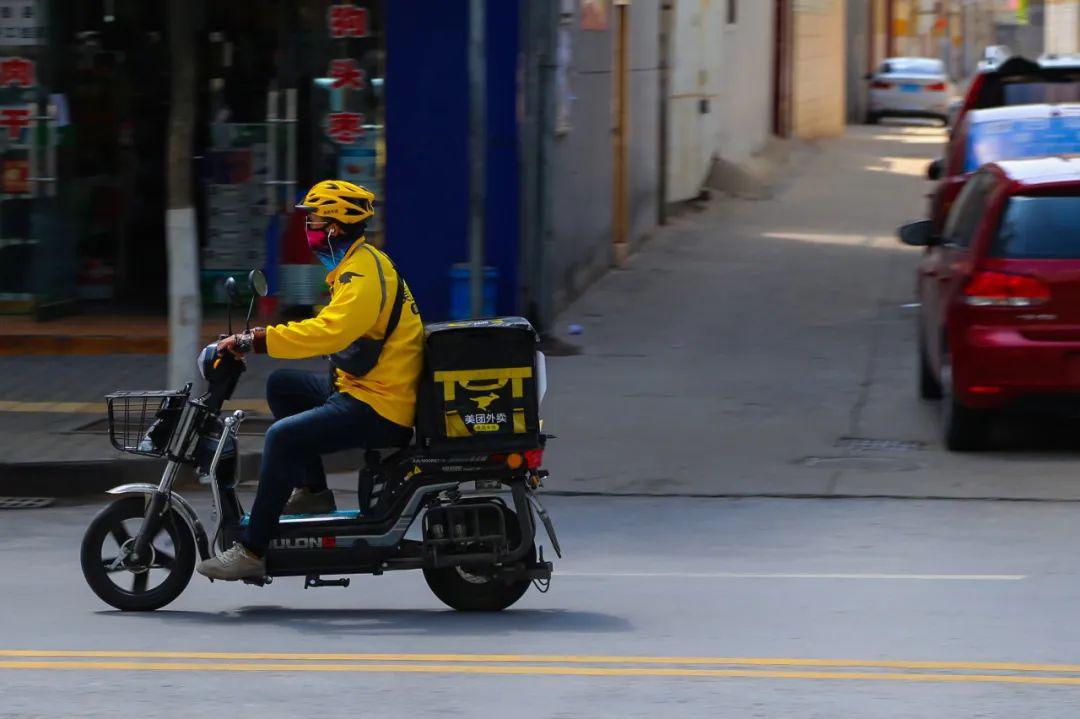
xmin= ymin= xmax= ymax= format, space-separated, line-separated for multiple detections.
xmin=991 ymin=196 xmax=1080 ymax=259
xmin=974 ymin=76 xmax=1080 ymax=108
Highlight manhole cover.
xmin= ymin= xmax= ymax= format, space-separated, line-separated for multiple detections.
xmin=835 ymin=437 xmax=925 ymax=453
xmin=799 ymin=456 xmax=921 ymax=473
xmin=0 ymin=497 xmax=55 ymax=509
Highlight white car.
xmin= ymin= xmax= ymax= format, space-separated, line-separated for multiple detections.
xmin=866 ymin=57 xmax=952 ymax=126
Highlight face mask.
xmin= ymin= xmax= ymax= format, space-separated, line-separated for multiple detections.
xmin=306 ymin=224 xmax=348 ymax=271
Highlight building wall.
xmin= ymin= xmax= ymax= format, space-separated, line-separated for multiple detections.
xmin=791 ymin=0 xmax=846 ymax=139
xmin=1046 ymin=0 xmax=1080 ymax=54
xmin=666 ymin=0 xmax=774 ymax=203
xmin=546 ymin=0 xmax=661 ymax=312
xmin=845 ymin=0 xmax=870 ymax=123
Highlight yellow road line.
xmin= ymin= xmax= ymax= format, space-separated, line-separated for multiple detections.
xmin=3 ymin=660 xmax=1080 ymax=685
xmin=2 ymin=650 xmax=1079 ymax=674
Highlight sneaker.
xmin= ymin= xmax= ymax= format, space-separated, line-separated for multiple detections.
xmin=196 ymin=542 xmax=266 ymax=581
xmin=283 ymin=487 xmax=337 ymax=515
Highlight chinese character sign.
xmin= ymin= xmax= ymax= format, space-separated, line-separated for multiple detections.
xmin=0 ymin=56 xmax=32 ymax=87
xmin=329 ymin=59 xmax=366 ymax=90
xmin=327 ymin=112 xmax=365 ymax=144
xmin=0 ymin=105 xmax=31 ymax=140
xmin=328 ymin=4 xmax=369 ymax=39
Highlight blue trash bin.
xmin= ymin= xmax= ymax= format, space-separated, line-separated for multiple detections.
xmin=449 ymin=263 xmax=499 ymax=319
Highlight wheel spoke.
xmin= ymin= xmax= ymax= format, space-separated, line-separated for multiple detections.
xmin=109 ymin=522 xmax=132 ymax=547
xmin=153 ymin=550 xmax=175 ymax=569
xmin=101 ymin=557 xmax=125 ymax=573
xmin=131 ymin=572 xmax=149 ymax=594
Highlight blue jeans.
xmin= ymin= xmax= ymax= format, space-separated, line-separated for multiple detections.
xmin=241 ymin=369 xmax=413 ymax=554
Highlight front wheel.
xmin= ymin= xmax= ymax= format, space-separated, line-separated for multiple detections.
xmin=80 ymin=496 xmax=196 ymax=611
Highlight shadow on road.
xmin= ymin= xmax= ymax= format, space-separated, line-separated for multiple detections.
xmin=990 ymin=413 xmax=1080 ymax=455
xmin=95 ymin=606 xmax=633 ymax=637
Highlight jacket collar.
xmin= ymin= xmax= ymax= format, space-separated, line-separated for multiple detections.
xmin=325 ymin=236 xmax=366 ymax=284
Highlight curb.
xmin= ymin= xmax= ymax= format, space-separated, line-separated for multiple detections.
xmin=0 ymin=449 xmax=366 ymax=498
xmin=0 ymin=336 xmax=168 ymax=356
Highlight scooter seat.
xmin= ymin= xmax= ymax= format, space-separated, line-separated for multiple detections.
xmin=239 ymin=510 xmax=363 ymax=526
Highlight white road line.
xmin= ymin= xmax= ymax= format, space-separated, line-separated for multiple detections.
xmin=557 ymin=571 xmax=1026 ymax=581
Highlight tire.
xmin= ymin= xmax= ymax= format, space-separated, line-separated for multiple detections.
xmin=943 ymin=397 xmax=992 ymax=452
xmin=918 ymin=337 xmax=943 ymax=400
xmin=423 ymin=508 xmax=536 ymax=612
xmin=866 ymin=112 xmax=880 ymax=125
xmin=940 ymin=350 xmax=992 ymax=451
xmin=80 ymin=496 xmax=196 ymax=611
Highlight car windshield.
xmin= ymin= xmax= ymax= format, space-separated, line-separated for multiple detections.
xmin=881 ymin=59 xmax=943 ymax=76
xmin=992 ymin=196 xmax=1080 ymax=259
xmin=966 ymin=114 xmax=1080 ymax=172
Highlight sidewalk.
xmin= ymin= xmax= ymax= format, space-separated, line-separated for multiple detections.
xmin=7 ymin=123 xmax=1080 ymax=500
xmin=0 ymin=313 xmax=241 ymax=355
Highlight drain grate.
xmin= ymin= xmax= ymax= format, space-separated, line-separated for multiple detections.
xmin=835 ymin=437 xmax=925 ymax=453
xmin=0 ymin=497 xmax=55 ymax=509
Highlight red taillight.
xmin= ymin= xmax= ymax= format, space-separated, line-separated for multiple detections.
xmin=524 ymin=449 xmax=544 ymax=469
xmin=870 ymin=80 xmax=892 ymax=90
xmin=963 ymin=271 xmax=1050 ymax=307
xmin=926 ymin=82 xmax=947 ymax=92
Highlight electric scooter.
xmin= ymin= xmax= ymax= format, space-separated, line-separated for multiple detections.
xmin=80 ymin=270 xmax=560 ymax=612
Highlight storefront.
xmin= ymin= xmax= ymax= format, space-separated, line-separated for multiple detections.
xmin=2 ymin=0 xmax=522 ymax=321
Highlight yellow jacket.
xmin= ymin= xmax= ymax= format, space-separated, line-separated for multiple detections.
xmin=265 ymin=239 xmax=424 ymax=428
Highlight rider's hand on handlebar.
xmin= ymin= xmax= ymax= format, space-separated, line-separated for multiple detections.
xmin=216 ymin=328 xmax=267 ymax=358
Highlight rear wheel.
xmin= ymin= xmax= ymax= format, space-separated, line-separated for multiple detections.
xmin=941 ymin=351 xmax=992 ymax=451
xmin=944 ymin=397 xmax=992 ymax=451
xmin=423 ymin=508 xmax=536 ymax=612
xmin=80 ymin=496 xmax=196 ymax=611
xmin=918 ymin=336 xmax=943 ymax=400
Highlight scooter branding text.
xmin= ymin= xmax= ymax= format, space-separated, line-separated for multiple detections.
xmin=270 ymin=536 xmax=337 ymax=550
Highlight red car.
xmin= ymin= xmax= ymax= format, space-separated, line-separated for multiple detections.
xmin=929 ymin=56 xmax=1080 ymax=228
xmin=901 ymin=158 xmax=1080 ymax=450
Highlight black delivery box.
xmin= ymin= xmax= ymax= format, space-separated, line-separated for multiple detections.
xmin=416 ymin=317 xmax=541 ymax=452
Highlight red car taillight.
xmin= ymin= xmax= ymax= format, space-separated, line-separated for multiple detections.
xmin=870 ymin=80 xmax=892 ymax=90
xmin=963 ymin=271 xmax=1050 ymax=307
xmin=926 ymin=82 xmax=947 ymax=92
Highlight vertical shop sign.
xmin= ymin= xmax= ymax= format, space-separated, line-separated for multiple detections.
xmin=0 ymin=105 xmax=30 ymax=139
xmin=0 ymin=0 xmax=42 ymax=46
xmin=323 ymin=3 xmax=380 ymax=232
xmin=326 ymin=111 xmax=365 ymax=143
xmin=0 ymin=56 xmax=32 ymax=87
xmin=329 ymin=59 xmax=366 ymax=90
xmin=328 ymin=4 xmax=370 ymax=39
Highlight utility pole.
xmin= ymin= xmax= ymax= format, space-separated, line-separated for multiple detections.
xmin=468 ymin=0 xmax=487 ymax=318
xmin=165 ymin=0 xmax=201 ymax=389
xmin=612 ymin=0 xmax=629 ymax=267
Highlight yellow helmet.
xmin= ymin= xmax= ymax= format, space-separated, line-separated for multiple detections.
xmin=296 ymin=180 xmax=375 ymax=224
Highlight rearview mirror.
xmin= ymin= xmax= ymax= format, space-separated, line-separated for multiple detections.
xmin=248 ymin=269 xmax=268 ymax=297
xmin=927 ymin=159 xmax=943 ymax=182
xmin=224 ymin=276 xmax=239 ymax=302
xmin=898 ymin=220 xmax=939 ymax=247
